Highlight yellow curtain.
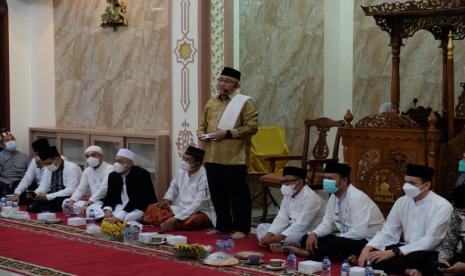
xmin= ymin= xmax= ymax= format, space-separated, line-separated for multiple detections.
xmin=248 ymin=125 xmax=289 ymax=174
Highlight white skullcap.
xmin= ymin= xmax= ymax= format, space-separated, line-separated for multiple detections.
xmin=116 ymin=148 xmax=135 ymax=161
xmin=85 ymin=145 xmax=103 ymax=155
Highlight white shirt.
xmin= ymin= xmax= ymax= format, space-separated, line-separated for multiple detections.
xmin=70 ymin=161 xmax=113 ymax=203
xmin=164 ymin=167 xmax=216 ymax=224
xmin=268 ymin=185 xmax=325 ymax=238
xmin=312 ymin=185 xmax=385 ymax=240
xmin=368 ymin=191 xmax=453 ymax=255
xmin=14 ymin=158 xmax=45 ymax=195
xmin=35 ymin=160 xmax=82 ymax=201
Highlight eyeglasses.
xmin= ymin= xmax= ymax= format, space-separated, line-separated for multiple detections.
xmin=217 ymin=77 xmax=238 ymax=84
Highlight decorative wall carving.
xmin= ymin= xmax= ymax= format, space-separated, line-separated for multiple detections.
xmin=175 ymin=120 xmax=195 ymax=158
xmin=356 ymin=148 xmax=381 ymax=181
xmin=355 ymin=113 xmax=420 ymax=129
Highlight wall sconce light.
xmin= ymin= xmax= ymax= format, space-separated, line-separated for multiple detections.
xmin=101 ymin=0 xmax=128 ymax=32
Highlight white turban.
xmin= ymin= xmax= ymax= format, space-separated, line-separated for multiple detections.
xmin=116 ymin=148 xmax=135 ymax=161
xmin=85 ymin=145 xmax=103 ymax=155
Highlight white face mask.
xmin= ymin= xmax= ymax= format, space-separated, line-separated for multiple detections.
xmin=403 ymin=183 xmax=422 ymax=199
xmin=281 ymin=184 xmax=294 ymax=196
xmin=180 ymin=161 xmax=192 ymax=171
xmin=113 ymin=162 xmax=127 ymax=173
xmin=4 ymin=140 xmax=16 ymax=151
xmin=86 ymin=157 xmax=100 ymax=168
xmin=46 ymin=162 xmax=59 ymax=172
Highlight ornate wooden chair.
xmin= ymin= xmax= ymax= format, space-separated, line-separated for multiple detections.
xmin=258 ymin=117 xmax=345 ymax=221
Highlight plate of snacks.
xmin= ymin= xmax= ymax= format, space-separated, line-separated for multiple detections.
xmin=204 ymin=252 xmax=239 ymax=266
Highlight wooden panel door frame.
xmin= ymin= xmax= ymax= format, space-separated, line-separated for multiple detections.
xmin=0 ymin=0 xmax=9 ymax=130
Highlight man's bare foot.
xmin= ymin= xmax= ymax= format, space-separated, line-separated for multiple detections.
xmin=231 ymin=231 xmax=247 ymax=239
xmin=348 ymin=254 xmax=358 ymax=266
xmin=405 ymin=269 xmax=422 ymax=276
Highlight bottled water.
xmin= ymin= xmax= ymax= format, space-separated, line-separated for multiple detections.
xmin=132 ymin=225 xmax=141 ymax=244
xmin=216 ymin=237 xmax=225 ymax=252
xmin=365 ymin=261 xmax=374 ymax=276
xmin=63 ymin=201 xmax=71 ymax=216
xmin=123 ymin=224 xmax=132 ymax=244
xmin=286 ymin=252 xmax=297 ymax=274
xmin=12 ymin=201 xmax=19 ymax=210
xmin=1 ymin=196 xmax=6 ymax=208
xmin=222 ymin=237 xmax=234 ymax=255
xmin=87 ymin=208 xmax=96 ymax=222
xmin=321 ymin=256 xmax=331 ymax=276
xmin=341 ymin=259 xmax=350 ymax=276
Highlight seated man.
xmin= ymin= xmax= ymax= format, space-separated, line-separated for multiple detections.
xmin=456 ymin=152 xmax=465 ymax=187
xmin=13 ymin=138 xmax=49 ymax=204
xmin=103 ymin=149 xmax=157 ymax=223
xmin=62 ymin=146 xmax=113 ymax=219
xmin=256 ymin=166 xmax=325 ymax=253
xmin=0 ymin=131 xmax=29 ymax=196
xmin=303 ymin=162 xmax=385 ymax=261
xmin=437 ymin=184 xmax=465 ymax=275
xmin=358 ymin=164 xmax=453 ymax=275
xmin=143 ymin=146 xmax=215 ymax=231
xmin=28 ymin=146 xmax=82 ymax=213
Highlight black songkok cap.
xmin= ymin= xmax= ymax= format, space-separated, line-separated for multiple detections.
xmin=39 ymin=146 xmax=59 ymax=161
xmin=452 ymin=184 xmax=465 ymax=209
xmin=31 ymin=138 xmax=50 ymax=153
xmin=283 ymin=166 xmax=306 ymax=180
xmin=221 ymin=67 xmax=241 ymax=81
xmin=325 ymin=162 xmax=351 ymax=178
xmin=405 ymin=164 xmax=435 ymax=181
xmin=185 ymin=146 xmax=205 ymax=163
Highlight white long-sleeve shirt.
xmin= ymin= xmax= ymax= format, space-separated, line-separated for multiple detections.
xmin=268 ymin=185 xmax=325 ymax=238
xmin=312 ymin=185 xmax=385 ymax=240
xmin=163 ymin=167 xmax=216 ymax=224
xmin=35 ymin=160 xmax=82 ymax=201
xmin=70 ymin=161 xmax=113 ymax=203
xmin=368 ymin=191 xmax=453 ymax=255
xmin=14 ymin=158 xmax=45 ymax=195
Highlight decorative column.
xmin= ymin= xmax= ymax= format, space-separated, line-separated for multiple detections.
xmin=389 ymin=20 xmax=402 ymax=114
xmin=171 ymin=0 xmax=199 ymax=174
xmin=447 ymin=32 xmax=455 ymax=139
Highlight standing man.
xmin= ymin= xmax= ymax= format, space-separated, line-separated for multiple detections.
xmin=198 ymin=66 xmax=258 ymax=239
xmin=62 ymin=146 xmax=113 ymax=219
xmin=0 ymin=131 xmax=29 ymax=196
xmin=358 ymin=164 xmax=453 ymax=275
xmin=102 ymin=149 xmax=157 ymax=223
xmin=13 ymin=138 xmax=49 ymax=204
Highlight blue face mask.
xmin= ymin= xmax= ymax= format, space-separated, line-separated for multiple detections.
xmin=323 ymin=179 xmax=339 ymax=193
xmin=459 ymin=160 xmax=465 ymax=173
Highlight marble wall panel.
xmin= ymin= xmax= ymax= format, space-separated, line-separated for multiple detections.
xmin=54 ymin=0 xmax=170 ymax=131
xmin=354 ymin=0 xmax=465 ymax=122
xmin=239 ymin=0 xmax=324 ymax=155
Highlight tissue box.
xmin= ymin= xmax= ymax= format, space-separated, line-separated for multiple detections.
xmin=298 ymin=260 xmax=322 ymax=274
xmin=37 ymin=212 xmax=56 ymax=221
xmin=67 ymin=217 xmax=86 ymax=226
xmin=139 ymin=232 xmax=159 ymax=243
xmin=166 ymin=235 xmax=187 ymax=246
xmin=350 ymin=266 xmax=366 ymax=276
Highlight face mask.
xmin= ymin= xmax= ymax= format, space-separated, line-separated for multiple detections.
xmin=4 ymin=140 xmax=16 ymax=151
xmin=86 ymin=157 xmax=100 ymax=168
xmin=113 ymin=162 xmax=127 ymax=173
xmin=459 ymin=160 xmax=465 ymax=173
xmin=281 ymin=184 xmax=294 ymax=196
xmin=180 ymin=161 xmax=192 ymax=171
xmin=403 ymin=183 xmax=423 ymax=198
xmin=323 ymin=179 xmax=339 ymax=193
xmin=46 ymin=162 xmax=59 ymax=172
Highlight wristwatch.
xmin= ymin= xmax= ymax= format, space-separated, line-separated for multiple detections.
xmin=392 ymin=247 xmax=401 ymax=257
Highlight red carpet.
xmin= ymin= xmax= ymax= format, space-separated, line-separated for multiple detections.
xmin=0 ymin=211 xmax=347 ymax=275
